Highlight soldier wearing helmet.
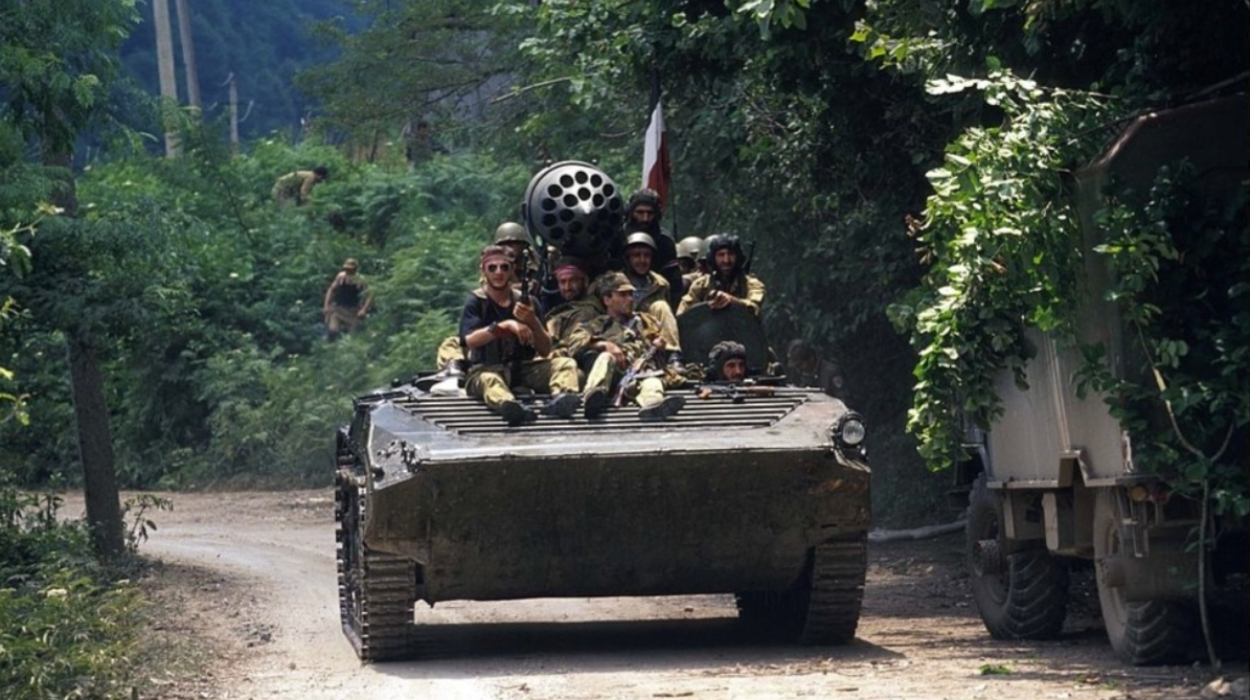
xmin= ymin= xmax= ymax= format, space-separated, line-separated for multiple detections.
xmin=677 ymin=233 xmax=765 ymax=317
xmin=621 ymin=188 xmax=684 ymax=309
xmin=675 ymin=236 xmax=704 ymax=295
xmin=622 ymin=231 xmax=683 ymax=365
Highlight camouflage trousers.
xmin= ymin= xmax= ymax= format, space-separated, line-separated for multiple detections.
xmin=466 ymin=357 xmax=579 ymax=411
xmin=435 ymin=335 xmax=465 ymax=367
xmin=583 ymin=353 xmax=665 ymax=408
xmin=325 ymin=305 xmax=362 ymax=336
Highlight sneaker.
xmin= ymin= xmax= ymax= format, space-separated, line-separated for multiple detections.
xmin=583 ymin=387 xmax=610 ymax=419
xmin=638 ymin=394 xmax=685 ymax=421
xmin=499 ymin=400 xmax=535 ymax=426
xmin=542 ymin=391 xmax=580 ymax=418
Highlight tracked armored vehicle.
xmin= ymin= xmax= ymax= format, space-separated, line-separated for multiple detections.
xmin=333 ymin=162 xmax=871 ymax=661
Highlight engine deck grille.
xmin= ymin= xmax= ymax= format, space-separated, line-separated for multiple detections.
xmin=395 ymin=388 xmax=807 ymax=435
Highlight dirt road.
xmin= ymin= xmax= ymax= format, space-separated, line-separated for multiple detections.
xmin=107 ymin=490 xmax=1244 ymax=700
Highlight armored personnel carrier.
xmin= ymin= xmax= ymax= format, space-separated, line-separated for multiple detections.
xmin=333 ymin=162 xmax=871 ymax=661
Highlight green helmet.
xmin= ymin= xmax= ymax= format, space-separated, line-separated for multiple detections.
xmin=493 ymin=221 xmax=533 ymax=246
xmin=676 ymin=236 xmax=703 ymax=260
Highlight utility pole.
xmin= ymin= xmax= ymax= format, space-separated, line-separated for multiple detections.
xmin=175 ymin=0 xmax=201 ymax=111
xmin=226 ymin=72 xmax=239 ymax=151
xmin=152 ymin=0 xmax=179 ymax=156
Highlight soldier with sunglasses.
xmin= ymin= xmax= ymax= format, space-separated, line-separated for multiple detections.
xmin=459 ymin=245 xmax=581 ymax=426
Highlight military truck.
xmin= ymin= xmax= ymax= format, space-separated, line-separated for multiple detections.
xmin=333 ymin=162 xmax=872 ymax=661
xmin=959 ymin=94 xmax=1248 ymax=665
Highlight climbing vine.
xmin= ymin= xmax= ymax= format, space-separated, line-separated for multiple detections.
xmin=1076 ymin=169 xmax=1249 ymax=517
xmin=888 ymin=71 xmax=1114 ymax=469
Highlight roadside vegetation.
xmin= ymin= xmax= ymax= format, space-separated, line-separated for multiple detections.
xmin=1 ymin=0 xmax=1245 ymax=694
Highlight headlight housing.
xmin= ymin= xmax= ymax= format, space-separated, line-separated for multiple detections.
xmin=832 ymin=412 xmax=866 ymax=449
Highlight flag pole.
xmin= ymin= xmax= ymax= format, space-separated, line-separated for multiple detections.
xmin=647 ymin=59 xmax=676 ymax=236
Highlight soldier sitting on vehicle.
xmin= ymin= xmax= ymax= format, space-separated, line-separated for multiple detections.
xmin=786 ymin=338 xmax=849 ymax=402
xmin=460 ymin=245 xmax=581 ymax=426
xmin=568 ymin=272 xmax=685 ymax=421
xmin=544 ymin=256 xmax=602 ymax=364
xmin=706 ymin=340 xmax=749 ymax=382
xmin=622 ymin=231 xmax=683 ymax=369
xmin=675 ymin=236 xmax=704 ymax=296
xmin=677 ymin=233 xmax=765 ymax=317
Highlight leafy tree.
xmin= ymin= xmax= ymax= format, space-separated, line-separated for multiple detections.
xmin=0 ymin=0 xmax=145 ymax=560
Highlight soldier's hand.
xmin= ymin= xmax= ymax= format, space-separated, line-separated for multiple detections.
xmin=514 ymin=302 xmax=538 ymax=326
xmin=601 ymin=341 xmax=626 ymax=367
xmin=708 ymin=290 xmax=732 ymax=309
xmin=505 ymin=320 xmax=534 ymax=345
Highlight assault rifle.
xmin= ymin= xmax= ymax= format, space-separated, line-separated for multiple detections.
xmin=696 ymin=381 xmax=775 ymax=403
xmin=612 ymin=320 xmax=665 ymax=406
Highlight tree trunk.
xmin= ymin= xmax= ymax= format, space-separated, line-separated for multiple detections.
xmin=66 ymin=332 xmax=125 ymax=560
xmin=174 ymin=0 xmax=201 ymax=109
xmin=42 ymin=147 xmax=125 ymax=562
xmin=153 ymin=0 xmax=180 ymax=156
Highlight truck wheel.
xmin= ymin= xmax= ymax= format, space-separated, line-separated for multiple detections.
xmin=1092 ymin=489 xmax=1196 ymax=665
xmin=336 ymin=475 xmax=416 ymax=661
xmin=966 ymin=475 xmax=1068 ymax=639
xmin=735 ymin=534 xmax=867 ymax=645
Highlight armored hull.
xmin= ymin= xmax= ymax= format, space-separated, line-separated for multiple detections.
xmin=335 ymin=384 xmax=871 ymax=661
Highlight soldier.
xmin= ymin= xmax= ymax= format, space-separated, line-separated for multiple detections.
xmin=786 ymin=338 xmax=849 ymax=401
xmin=322 ymin=258 xmax=372 ymax=340
xmin=622 ymin=231 xmax=683 ymax=367
xmin=544 ymin=256 xmax=602 ymax=361
xmin=460 ymin=245 xmax=581 ymax=425
xmin=621 ymin=188 xmax=684 ymax=309
xmin=426 ymin=221 xmax=537 ymax=386
xmin=272 ymin=165 xmax=328 ymax=206
xmin=675 ymin=236 xmax=703 ymax=296
xmin=677 ymin=233 xmax=765 ymax=317
xmin=706 ymin=340 xmax=748 ymax=383
xmin=569 ymin=272 xmax=685 ymax=421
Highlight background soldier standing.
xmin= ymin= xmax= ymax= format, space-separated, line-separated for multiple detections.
xmin=322 ymin=258 xmax=371 ymax=340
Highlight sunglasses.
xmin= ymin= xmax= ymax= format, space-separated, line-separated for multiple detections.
xmin=485 ymin=263 xmax=512 ymax=273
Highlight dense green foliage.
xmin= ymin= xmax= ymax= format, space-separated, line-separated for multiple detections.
xmin=0 ymin=479 xmax=145 ymax=700
xmin=2 ymin=131 xmax=527 ymax=487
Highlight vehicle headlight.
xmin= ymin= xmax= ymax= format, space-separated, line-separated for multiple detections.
xmin=833 ymin=412 xmax=866 ymax=448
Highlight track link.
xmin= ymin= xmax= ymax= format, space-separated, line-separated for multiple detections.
xmin=335 ymin=459 xmax=417 ymax=662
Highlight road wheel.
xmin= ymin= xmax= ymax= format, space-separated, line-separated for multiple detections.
xmin=1092 ymin=488 xmax=1196 ymax=665
xmin=966 ymin=475 xmax=1068 ymax=639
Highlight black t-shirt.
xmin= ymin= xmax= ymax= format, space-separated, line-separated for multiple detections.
xmin=459 ymin=289 xmax=535 ymax=366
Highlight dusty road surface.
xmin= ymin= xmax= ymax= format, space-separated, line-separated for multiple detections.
xmin=82 ymin=490 xmax=1245 ymax=700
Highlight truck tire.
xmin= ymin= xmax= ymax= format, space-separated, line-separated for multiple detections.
xmin=1092 ymin=488 xmax=1196 ymax=665
xmin=966 ymin=475 xmax=1068 ymax=639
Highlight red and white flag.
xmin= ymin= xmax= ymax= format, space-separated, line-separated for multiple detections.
xmin=642 ymin=99 xmax=671 ymax=209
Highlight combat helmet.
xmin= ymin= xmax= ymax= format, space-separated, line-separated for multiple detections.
xmin=493 ymin=221 xmax=533 ymax=247
xmin=624 ymin=231 xmax=657 ymax=250
xmin=676 ymin=236 xmax=703 ymax=261
xmin=704 ymin=233 xmax=745 ymax=272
